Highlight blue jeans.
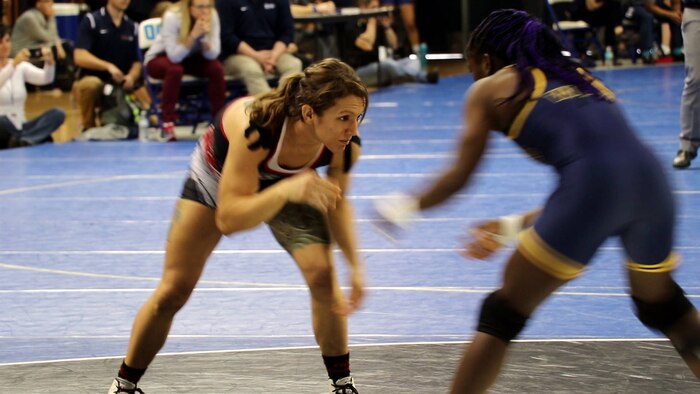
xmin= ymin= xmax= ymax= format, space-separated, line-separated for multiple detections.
xmin=0 ymin=108 xmax=65 ymax=146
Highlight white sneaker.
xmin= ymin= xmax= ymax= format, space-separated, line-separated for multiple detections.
xmin=107 ymin=377 xmax=144 ymax=394
xmin=329 ymin=376 xmax=358 ymax=393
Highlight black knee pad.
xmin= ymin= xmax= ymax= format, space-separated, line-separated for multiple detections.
xmin=632 ymin=280 xmax=694 ymax=332
xmin=477 ymin=291 xmax=529 ymax=344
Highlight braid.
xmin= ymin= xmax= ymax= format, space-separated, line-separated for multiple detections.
xmin=467 ymin=9 xmax=604 ymax=99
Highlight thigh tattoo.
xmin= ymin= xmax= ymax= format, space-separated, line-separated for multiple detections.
xmin=267 ymin=203 xmax=331 ymax=253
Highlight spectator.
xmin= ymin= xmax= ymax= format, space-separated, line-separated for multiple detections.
xmin=216 ymin=0 xmax=302 ymax=95
xmin=144 ymin=0 xmax=225 ymax=140
xmin=380 ymin=0 xmax=420 ymax=55
xmin=11 ymin=0 xmax=76 ymax=91
xmin=343 ymin=0 xmax=437 ymax=87
xmin=0 ymin=23 xmax=65 ymax=148
xmin=11 ymin=0 xmax=67 ymax=61
xmin=290 ymin=0 xmax=338 ymax=65
xmin=625 ymin=0 xmax=683 ymax=63
xmin=672 ymin=0 xmax=700 ymax=168
xmin=571 ymin=0 xmax=624 ymax=65
xmin=73 ymin=0 xmax=140 ymax=130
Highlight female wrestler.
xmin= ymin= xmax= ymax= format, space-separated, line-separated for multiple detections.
xmin=376 ymin=9 xmax=700 ymax=393
xmin=109 ymin=58 xmax=367 ymax=394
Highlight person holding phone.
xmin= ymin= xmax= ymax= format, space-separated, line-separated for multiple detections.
xmin=0 ymin=23 xmax=65 ymax=148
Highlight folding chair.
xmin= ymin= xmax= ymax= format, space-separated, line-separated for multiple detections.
xmin=546 ymin=0 xmax=605 ymax=61
xmin=137 ymin=17 xmax=210 ymax=134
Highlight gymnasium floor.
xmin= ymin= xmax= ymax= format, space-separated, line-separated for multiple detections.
xmin=1 ymin=63 xmax=699 ymax=393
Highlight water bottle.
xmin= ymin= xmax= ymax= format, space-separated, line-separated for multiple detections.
xmin=378 ymin=45 xmax=388 ymax=62
xmin=138 ymin=110 xmax=149 ymax=142
xmin=418 ymin=42 xmax=428 ymax=71
xmin=604 ymin=46 xmax=614 ymax=64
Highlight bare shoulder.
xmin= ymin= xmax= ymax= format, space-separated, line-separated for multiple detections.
xmin=221 ymin=97 xmax=270 ymax=166
xmin=221 ymin=97 xmax=256 ymax=142
xmin=467 ymin=67 xmax=526 ymax=130
xmin=471 ymin=66 xmax=521 ymax=102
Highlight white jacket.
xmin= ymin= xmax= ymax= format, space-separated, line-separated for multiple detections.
xmin=0 ymin=61 xmax=55 ymax=128
xmin=144 ymin=9 xmax=221 ymax=65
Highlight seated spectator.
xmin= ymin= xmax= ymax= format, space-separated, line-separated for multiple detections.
xmin=343 ymin=0 xmax=437 ymax=87
xmin=11 ymin=0 xmax=67 ymax=62
xmin=144 ymin=0 xmax=225 ymax=139
xmin=571 ymin=0 xmax=624 ymax=65
xmin=216 ymin=0 xmax=302 ymax=95
xmin=11 ymin=0 xmax=76 ymax=92
xmin=290 ymin=0 xmax=338 ymax=65
xmin=73 ymin=0 xmax=141 ymax=130
xmin=380 ymin=0 xmax=420 ymax=55
xmin=625 ymin=0 xmax=683 ymax=63
xmin=0 ymin=23 xmax=65 ymax=148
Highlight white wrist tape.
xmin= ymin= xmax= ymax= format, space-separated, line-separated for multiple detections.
xmin=486 ymin=214 xmax=524 ymax=245
xmin=374 ymin=194 xmax=420 ymax=228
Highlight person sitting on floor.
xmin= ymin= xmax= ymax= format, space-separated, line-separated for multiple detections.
xmin=0 ymin=23 xmax=65 ymax=148
xmin=342 ymin=0 xmax=437 ymax=87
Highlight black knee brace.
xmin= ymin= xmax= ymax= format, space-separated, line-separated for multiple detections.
xmin=632 ymin=281 xmax=694 ymax=332
xmin=477 ymin=291 xmax=529 ymax=344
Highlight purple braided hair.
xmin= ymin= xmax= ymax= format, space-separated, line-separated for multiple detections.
xmin=466 ymin=9 xmax=604 ymax=99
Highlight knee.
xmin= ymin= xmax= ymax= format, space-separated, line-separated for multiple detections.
xmin=152 ymin=283 xmax=194 ymax=315
xmin=279 ymin=56 xmax=302 ymax=75
xmin=477 ymin=290 xmax=529 ymax=344
xmin=304 ymin=264 xmax=335 ymax=297
xmin=632 ymin=280 xmax=694 ymax=333
xmin=207 ymin=60 xmax=225 ymax=79
xmin=76 ymin=76 xmax=103 ymax=95
xmin=227 ymin=56 xmax=264 ymax=77
xmin=165 ymin=64 xmax=184 ymax=79
xmin=47 ymin=108 xmax=66 ymax=123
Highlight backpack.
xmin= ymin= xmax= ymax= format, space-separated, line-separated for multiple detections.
xmin=100 ymin=83 xmax=139 ymax=138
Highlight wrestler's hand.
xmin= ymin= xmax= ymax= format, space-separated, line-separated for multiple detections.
xmin=462 ymin=219 xmax=504 ymax=260
xmin=287 ymin=171 xmax=342 ymax=213
xmin=372 ymin=194 xmax=420 ymax=241
xmin=333 ymin=265 xmax=365 ymax=315
xmin=461 ymin=215 xmax=523 ymax=260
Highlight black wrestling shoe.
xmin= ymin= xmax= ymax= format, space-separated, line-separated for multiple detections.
xmin=672 ymin=150 xmax=697 ymax=169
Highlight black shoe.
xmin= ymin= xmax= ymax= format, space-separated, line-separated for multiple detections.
xmin=672 ymin=150 xmax=697 ymax=169
xmin=426 ymin=68 xmax=439 ymax=84
xmin=7 ymin=135 xmax=31 ymax=148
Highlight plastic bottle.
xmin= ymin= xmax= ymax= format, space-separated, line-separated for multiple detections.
xmin=418 ymin=42 xmax=428 ymax=71
xmin=138 ymin=110 xmax=149 ymax=142
xmin=604 ymin=46 xmax=614 ymax=64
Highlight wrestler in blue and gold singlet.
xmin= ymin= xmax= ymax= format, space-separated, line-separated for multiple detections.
xmin=503 ymin=68 xmax=677 ymax=280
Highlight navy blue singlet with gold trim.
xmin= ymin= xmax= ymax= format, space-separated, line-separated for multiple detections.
xmin=502 ymin=68 xmax=677 ymax=280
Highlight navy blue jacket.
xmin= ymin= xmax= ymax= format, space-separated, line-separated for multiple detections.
xmin=216 ymin=0 xmax=295 ymax=58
